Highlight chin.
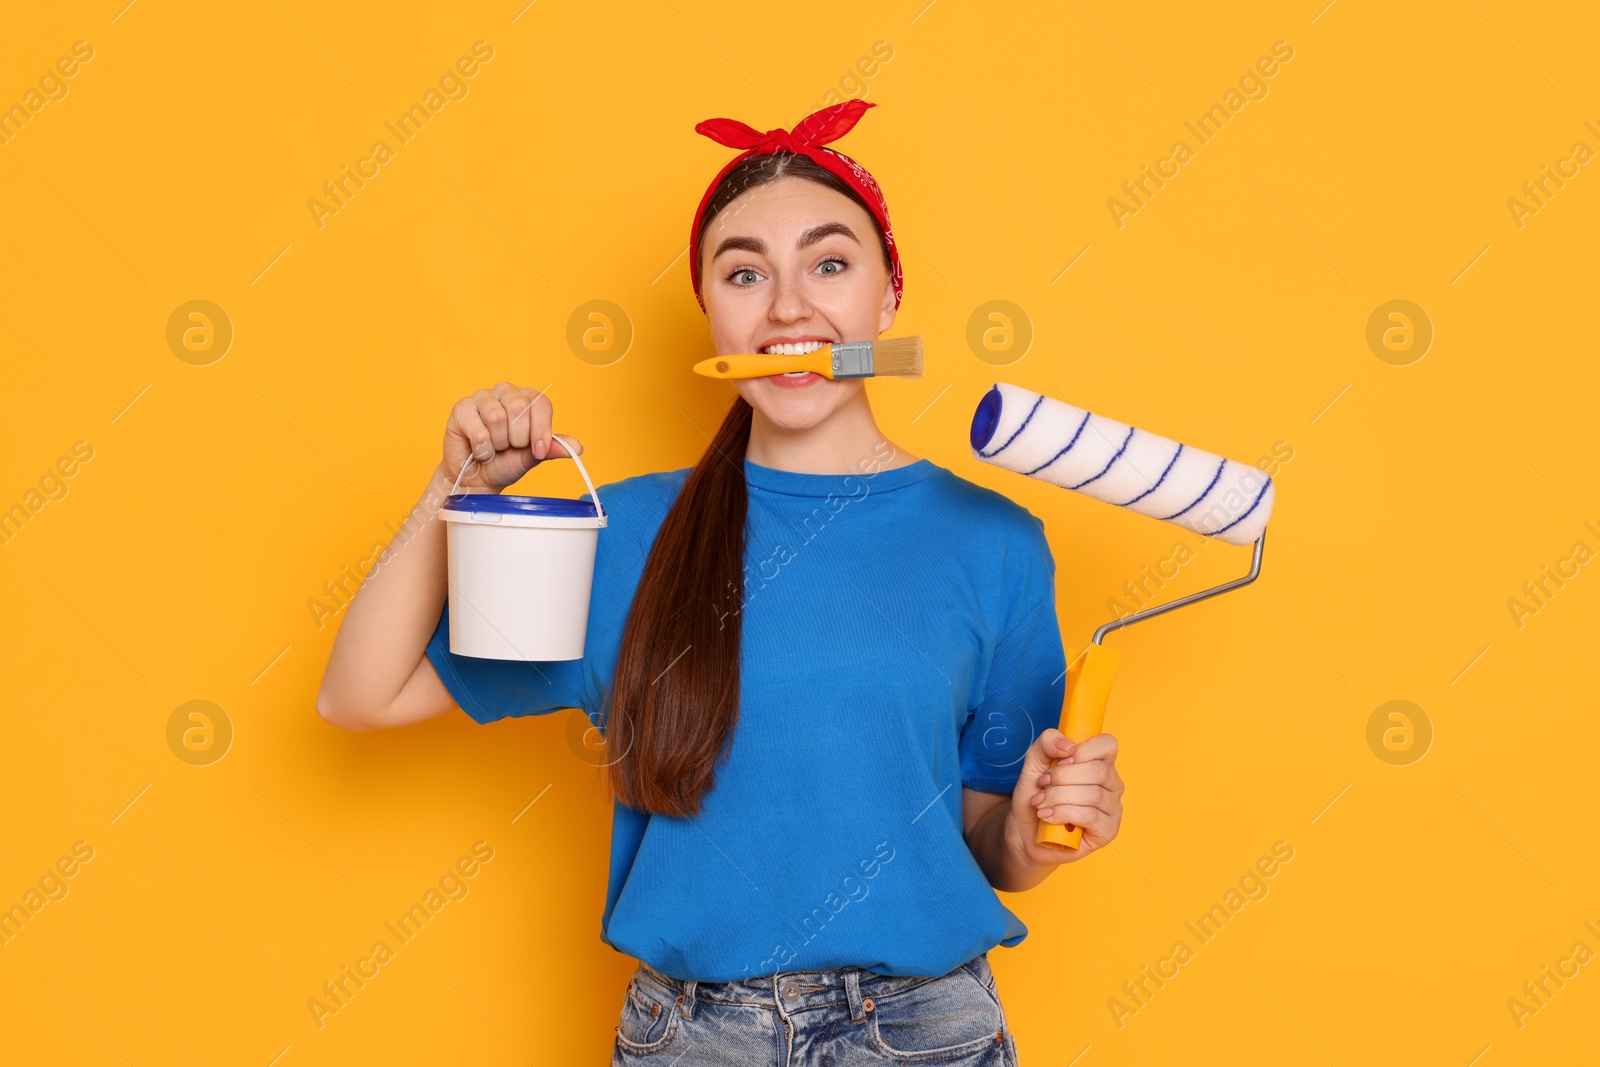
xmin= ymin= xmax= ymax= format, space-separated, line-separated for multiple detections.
xmin=738 ymin=378 xmax=852 ymax=428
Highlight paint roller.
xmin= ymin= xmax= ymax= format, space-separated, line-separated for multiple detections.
xmin=969 ymin=381 xmax=1274 ymax=851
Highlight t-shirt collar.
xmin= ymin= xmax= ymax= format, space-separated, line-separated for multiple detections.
xmin=742 ymin=456 xmax=937 ymax=497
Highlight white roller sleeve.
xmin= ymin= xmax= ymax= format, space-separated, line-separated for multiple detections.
xmin=969 ymin=382 xmax=1273 ymax=546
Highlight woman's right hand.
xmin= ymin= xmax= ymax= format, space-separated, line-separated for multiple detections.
xmin=441 ymin=382 xmax=582 ymax=493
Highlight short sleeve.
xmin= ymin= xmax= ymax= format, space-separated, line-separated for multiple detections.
xmin=959 ymin=520 xmax=1067 ymax=794
xmin=425 ymin=601 xmax=589 ymax=724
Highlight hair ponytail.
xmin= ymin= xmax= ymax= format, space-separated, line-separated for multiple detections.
xmin=604 ymin=397 xmax=752 ymax=817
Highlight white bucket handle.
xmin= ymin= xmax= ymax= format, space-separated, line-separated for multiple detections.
xmin=448 ymin=432 xmax=605 ymax=525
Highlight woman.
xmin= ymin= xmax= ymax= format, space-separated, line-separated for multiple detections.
xmin=317 ymin=99 xmax=1125 ymax=1066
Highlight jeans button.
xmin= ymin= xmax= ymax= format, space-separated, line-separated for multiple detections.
xmin=781 ymin=981 xmax=799 ymax=1001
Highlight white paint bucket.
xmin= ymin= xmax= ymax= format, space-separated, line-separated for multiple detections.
xmin=439 ymin=434 xmax=607 ymax=661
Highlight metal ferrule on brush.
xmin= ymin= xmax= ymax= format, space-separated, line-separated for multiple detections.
xmin=830 ymin=341 xmax=875 ymax=379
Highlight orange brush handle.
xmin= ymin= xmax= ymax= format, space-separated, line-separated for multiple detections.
xmin=691 ymin=348 xmax=834 ymax=380
xmin=1036 ymin=643 xmax=1122 ymax=851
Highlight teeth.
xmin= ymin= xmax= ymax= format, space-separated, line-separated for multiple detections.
xmin=760 ymin=340 xmax=829 ymax=355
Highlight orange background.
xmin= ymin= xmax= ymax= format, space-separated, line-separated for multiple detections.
xmin=2 ymin=1 xmax=1597 ymax=1063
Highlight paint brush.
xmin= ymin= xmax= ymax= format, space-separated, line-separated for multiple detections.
xmin=691 ymin=336 xmax=923 ymax=381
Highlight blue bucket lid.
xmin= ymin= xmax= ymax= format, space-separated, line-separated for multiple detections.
xmin=444 ymin=493 xmax=600 ymax=519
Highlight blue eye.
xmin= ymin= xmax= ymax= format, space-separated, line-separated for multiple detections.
xmin=725 ymin=258 xmax=846 ymax=285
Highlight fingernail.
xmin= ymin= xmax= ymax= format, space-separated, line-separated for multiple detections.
xmin=535 ymin=439 xmax=547 ymax=459
xmin=1030 ymin=792 xmax=1043 ymax=804
xmin=1038 ymin=808 xmax=1054 ymax=818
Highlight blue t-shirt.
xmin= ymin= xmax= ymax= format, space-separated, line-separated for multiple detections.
xmin=425 ymin=455 xmax=1066 ymax=981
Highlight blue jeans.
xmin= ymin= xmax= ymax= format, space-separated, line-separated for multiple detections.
xmin=611 ymin=951 xmax=1021 ymax=1066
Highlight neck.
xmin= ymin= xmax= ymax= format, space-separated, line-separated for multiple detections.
xmin=744 ymin=389 xmax=920 ymax=474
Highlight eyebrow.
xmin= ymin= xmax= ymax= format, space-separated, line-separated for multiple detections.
xmin=712 ymin=222 xmax=860 ymax=261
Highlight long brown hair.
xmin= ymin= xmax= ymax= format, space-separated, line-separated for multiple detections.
xmin=602 ymin=151 xmax=893 ymax=817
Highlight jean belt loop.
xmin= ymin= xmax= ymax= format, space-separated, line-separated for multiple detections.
xmin=843 ymin=968 xmax=865 ymax=1024
xmin=677 ymin=978 xmax=697 ymax=1021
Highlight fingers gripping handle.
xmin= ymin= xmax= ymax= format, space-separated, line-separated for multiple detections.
xmin=448 ymin=433 xmax=606 ymax=524
xmin=1036 ymin=643 xmax=1122 ymax=851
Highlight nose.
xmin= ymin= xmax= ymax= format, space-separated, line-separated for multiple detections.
xmin=766 ymin=266 xmax=812 ymax=325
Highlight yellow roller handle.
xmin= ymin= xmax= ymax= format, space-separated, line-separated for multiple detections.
xmin=1036 ymin=643 xmax=1123 ymax=851
xmin=691 ymin=348 xmax=835 ymax=380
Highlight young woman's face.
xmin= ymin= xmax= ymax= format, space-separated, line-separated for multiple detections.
xmin=699 ymin=176 xmax=897 ymax=430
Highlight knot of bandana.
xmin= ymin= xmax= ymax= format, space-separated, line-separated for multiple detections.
xmin=688 ymin=99 xmax=903 ymax=313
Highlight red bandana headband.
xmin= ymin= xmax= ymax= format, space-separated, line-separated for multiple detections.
xmin=688 ymin=99 xmax=903 ymax=313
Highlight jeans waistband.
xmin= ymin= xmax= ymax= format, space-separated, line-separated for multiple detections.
xmin=635 ymin=951 xmax=991 ymax=1023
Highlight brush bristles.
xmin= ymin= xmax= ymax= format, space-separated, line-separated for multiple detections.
xmin=870 ymin=335 xmax=923 ymax=379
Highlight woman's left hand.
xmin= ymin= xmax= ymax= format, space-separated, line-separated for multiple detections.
xmin=1007 ymin=728 xmax=1123 ymax=866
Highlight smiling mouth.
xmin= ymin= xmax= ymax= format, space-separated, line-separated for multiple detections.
xmin=760 ymin=340 xmax=830 ymax=377
xmin=759 ymin=340 xmax=831 ymax=355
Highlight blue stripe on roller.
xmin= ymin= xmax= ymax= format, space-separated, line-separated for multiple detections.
xmin=977 ymin=393 xmax=1044 ymax=458
xmin=1117 ymin=442 xmax=1183 ymax=507
xmin=1210 ymin=477 xmax=1273 ymax=538
xmin=1022 ymin=408 xmax=1093 ymax=476
xmin=1068 ymin=426 xmax=1136 ymax=490
xmin=1158 ymin=456 xmax=1228 ymax=521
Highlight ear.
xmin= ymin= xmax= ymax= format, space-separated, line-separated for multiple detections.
xmin=877 ymin=275 xmax=897 ymax=334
